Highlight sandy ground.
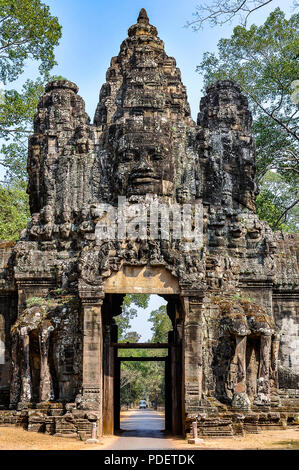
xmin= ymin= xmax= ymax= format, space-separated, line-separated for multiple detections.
xmin=0 ymin=426 xmax=87 ymax=450
xmin=96 ymin=410 xmax=299 ymax=451
xmin=174 ymin=428 xmax=299 ymax=450
xmin=0 ymin=410 xmax=298 ymax=450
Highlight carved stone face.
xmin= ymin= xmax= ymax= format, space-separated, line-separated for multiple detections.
xmin=40 ymin=205 xmax=53 ymax=224
xmin=111 ymin=128 xmax=175 ymax=197
xmin=31 ymin=213 xmax=40 ymax=225
xmin=61 ymin=209 xmax=71 ymax=223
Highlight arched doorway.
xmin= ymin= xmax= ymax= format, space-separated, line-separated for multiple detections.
xmin=102 ymin=265 xmax=184 ymax=436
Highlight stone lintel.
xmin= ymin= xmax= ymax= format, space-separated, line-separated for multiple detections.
xmin=104 ymin=265 xmax=180 ymax=294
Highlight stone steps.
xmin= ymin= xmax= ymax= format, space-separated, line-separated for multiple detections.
xmin=199 ymin=428 xmax=234 ymax=438
xmin=243 ymin=424 xmax=260 ymax=434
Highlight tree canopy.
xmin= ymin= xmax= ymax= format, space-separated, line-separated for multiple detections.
xmin=0 ymin=179 xmax=29 ymax=240
xmin=0 ymin=1 xmax=62 ymax=240
xmin=149 ymin=305 xmax=172 ymax=343
xmin=0 ymin=0 xmax=61 ymax=83
xmin=115 ymin=294 xmax=150 ymax=341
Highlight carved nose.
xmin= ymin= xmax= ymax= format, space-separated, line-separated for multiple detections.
xmin=139 ymin=156 xmax=150 ymax=168
xmin=136 ymin=152 xmax=153 ymax=172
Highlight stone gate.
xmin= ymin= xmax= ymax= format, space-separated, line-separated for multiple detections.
xmin=0 ymin=9 xmax=298 ymax=439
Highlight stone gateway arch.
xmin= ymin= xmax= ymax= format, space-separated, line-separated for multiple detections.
xmin=0 ymin=9 xmax=298 ymax=439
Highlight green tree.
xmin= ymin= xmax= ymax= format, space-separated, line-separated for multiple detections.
xmin=123 ymin=331 xmax=141 ymax=343
xmin=0 ymin=1 xmax=62 ymax=240
xmin=0 ymin=179 xmax=30 ymax=240
xmin=0 ymin=0 xmax=61 ymax=84
xmin=115 ymin=294 xmax=150 ymax=341
xmin=120 ymin=359 xmax=149 ymax=406
xmin=149 ymin=305 xmax=172 ymax=343
xmin=256 ymin=170 xmax=299 ymax=231
xmin=197 ymin=8 xmax=299 ymax=230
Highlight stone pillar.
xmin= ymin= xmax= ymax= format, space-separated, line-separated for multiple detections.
xmin=232 ymin=335 xmax=250 ymax=409
xmin=10 ymin=331 xmax=21 ymax=407
xmin=254 ymin=334 xmax=272 ymax=405
xmin=164 ymin=356 xmax=171 ymax=432
xmin=183 ymin=295 xmax=203 ymax=413
xmin=270 ymin=333 xmax=280 ymax=391
xmin=19 ymin=327 xmax=32 ymax=404
xmin=38 ymin=324 xmax=54 ymax=402
xmin=81 ymin=301 xmax=103 ymax=419
xmin=103 ymin=323 xmax=115 ymax=435
xmin=170 ymin=338 xmax=182 ymax=435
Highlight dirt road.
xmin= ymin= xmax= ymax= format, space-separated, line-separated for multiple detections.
xmin=98 ymin=409 xmax=175 ymax=450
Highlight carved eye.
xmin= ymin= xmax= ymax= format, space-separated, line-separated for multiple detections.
xmin=120 ymin=151 xmax=134 ymax=162
xmin=133 ymin=151 xmax=141 ymax=162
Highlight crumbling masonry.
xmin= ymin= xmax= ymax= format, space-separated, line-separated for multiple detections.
xmin=0 ymin=9 xmax=298 ymax=439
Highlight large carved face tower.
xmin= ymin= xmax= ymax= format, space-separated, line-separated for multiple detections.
xmin=94 ymin=8 xmax=196 ymax=201
xmin=27 ymin=9 xmax=257 ymax=216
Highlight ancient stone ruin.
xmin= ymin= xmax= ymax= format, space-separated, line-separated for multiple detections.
xmin=0 ymin=9 xmax=298 ymax=439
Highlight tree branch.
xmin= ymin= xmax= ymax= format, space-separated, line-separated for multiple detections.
xmin=243 ymin=0 xmax=273 ymax=26
xmin=273 ymin=199 xmax=299 ymax=229
xmin=0 ymin=38 xmax=31 ymax=52
xmin=187 ymin=0 xmax=274 ymax=29
xmin=244 ymin=89 xmax=299 ymax=141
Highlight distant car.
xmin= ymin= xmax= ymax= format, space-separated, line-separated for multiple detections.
xmin=139 ymin=400 xmax=147 ymax=409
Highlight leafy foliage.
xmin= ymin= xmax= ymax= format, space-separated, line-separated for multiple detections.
xmin=0 ymin=0 xmax=61 ymax=84
xmin=0 ymin=179 xmax=29 ymax=240
xmin=197 ymin=8 xmax=299 ymax=230
xmin=122 ymin=293 xmax=150 ymax=310
xmin=149 ymin=305 xmax=172 ymax=343
xmin=256 ymin=170 xmax=299 ymax=231
xmin=0 ymin=1 xmax=63 ymax=241
xmin=115 ymin=294 xmax=150 ymax=341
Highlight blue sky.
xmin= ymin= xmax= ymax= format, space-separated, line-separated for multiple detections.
xmin=9 ymin=0 xmax=295 ymax=120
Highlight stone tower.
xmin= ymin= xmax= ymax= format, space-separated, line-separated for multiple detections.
xmin=0 ymin=9 xmax=298 ymax=438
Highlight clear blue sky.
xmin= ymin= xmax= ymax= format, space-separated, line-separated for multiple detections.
xmin=15 ymin=0 xmax=295 ymax=120
xmin=130 ymin=295 xmax=167 ymax=342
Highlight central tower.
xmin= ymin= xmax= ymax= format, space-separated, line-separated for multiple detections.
xmin=94 ymin=8 xmax=198 ymax=202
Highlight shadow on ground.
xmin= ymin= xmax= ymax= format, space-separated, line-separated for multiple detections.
xmin=273 ymin=440 xmax=299 ymax=449
xmin=116 ymin=409 xmax=167 ymax=438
